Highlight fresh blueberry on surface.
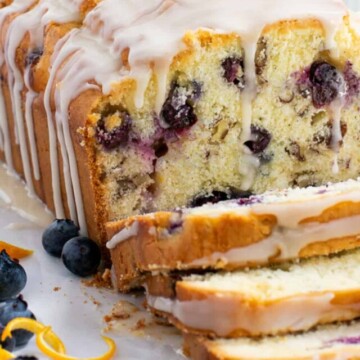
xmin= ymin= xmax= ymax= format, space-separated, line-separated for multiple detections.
xmin=0 ymin=324 xmax=16 ymax=351
xmin=309 ymin=61 xmax=343 ymax=107
xmin=0 ymin=250 xmax=27 ymax=301
xmin=221 ymin=56 xmax=245 ymax=89
xmin=95 ymin=110 xmax=132 ymax=150
xmin=42 ymin=219 xmax=80 ymax=258
xmin=0 ymin=297 xmax=35 ymax=347
xmin=244 ymin=125 xmax=272 ymax=154
xmin=61 ymin=237 xmax=101 ymax=277
xmin=160 ymin=82 xmax=199 ymax=130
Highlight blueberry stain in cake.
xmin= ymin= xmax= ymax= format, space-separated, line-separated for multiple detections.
xmin=25 ymin=47 xmax=43 ymax=67
xmin=343 ymin=61 xmax=360 ymax=100
xmin=285 ymin=141 xmax=305 ymax=162
xmin=160 ymin=81 xmax=200 ymax=130
xmin=96 ymin=107 xmax=132 ymax=150
xmin=221 ymin=57 xmax=245 ymax=90
xmin=244 ymin=125 xmax=272 ymax=154
xmin=237 ymin=195 xmax=262 ymax=206
xmin=190 ymin=190 xmax=252 ymax=207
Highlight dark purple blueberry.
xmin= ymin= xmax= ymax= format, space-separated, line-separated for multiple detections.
xmin=221 ymin=57 xmax=245 ymax=89
xmin=0 ymin=324 xmax=15 ymax=351
xmin=160 ymin=82 xmax=199 ymax=130
xmin=0 ymin=250 xmax=27 ymax=301
xmin=61 ymin=237 xmax=101 ymax=277
xmin=244 ymin=125 xmax=272 ymax=154
xmin=0 ymin=297 xmax=35 ymax=347
xmin=95 ymin=110 xmax=132 ymax=150
xmin=309 ymin=61 xmax=343 ymax=107
xmin=190 ymin=190 xmax=252 ymax=208
xmin=25 ymin=47 xmax=43 ymax=67
xmin=42 ymin=219 xmax=80 ymax=258
xmin=153 ymin=138 xmax=169 ymax=158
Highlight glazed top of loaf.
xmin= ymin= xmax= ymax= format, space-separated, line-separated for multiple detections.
xmin=0 ymin=0 xmax=356 ymax=236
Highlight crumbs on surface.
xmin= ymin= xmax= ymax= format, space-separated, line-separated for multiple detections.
xmin=53 ymin=286 xmax=61 ymax=292
xmin=104 ymin=300 xmax=139 ymax=323
xmin=82 ymin=268 xmax=113 ymax=289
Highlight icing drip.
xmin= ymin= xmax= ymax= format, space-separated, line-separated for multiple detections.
xmin=2 ymin=0 xmax=82 ymax=224
xmin=0 ymin=0 xmax=36 ymax=171
xmin=106 ymin=221 xmax=139 ymax=249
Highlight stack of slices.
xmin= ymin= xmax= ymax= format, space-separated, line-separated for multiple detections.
xmin=107 ymin=179 xmax=360 ymax=360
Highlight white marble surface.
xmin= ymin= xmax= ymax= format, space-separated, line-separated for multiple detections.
xmin=0 ymin=166 xmax=184 ymax=359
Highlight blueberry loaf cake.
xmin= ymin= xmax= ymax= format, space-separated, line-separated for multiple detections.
xmin=146 ymin=248 xmax=360 ymax=338
xmin=107 ymin=179 xmax=360 ymax=290
xmin=1 ymin=0 xmax=360 ymax=246
xmin=183 ymin=321 xmax=360 ymax=360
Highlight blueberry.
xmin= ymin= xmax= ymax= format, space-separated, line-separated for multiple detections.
xmin=25 ymin=47 xmax=43 ymax=67
xmin=14 ymin=357 xmax=38 ymax=360
xmin=0 ymin=250 xmax=27 ymax=301
xmin=0 ymin=297 xmax=35 ymax=347
xmin=42 ymin=219 xmax=79 ymax=258
xmin=244 ymin=125 xmax=272 ymax=154
xmin=221 ymin=56 xmax=245 ymax=89
xmin=160 ymin=82 xmax=199 ymax=130
xmin=61 ymin=237 xmax=101 ymax=277
xmin=95 ymin=109 xmax=132 ymax=150
xmin=0 ymin=324 xmax=15 ymax=351
xmin=309 ymin=61 xmax=343 ymax=107
xmin=190 ymin=190 xmax=252 ymax=207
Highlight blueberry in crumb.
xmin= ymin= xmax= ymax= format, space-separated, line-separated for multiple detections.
xmin=221 ymin=57 xmax=245 ymax=89
xmin=160 ymin=81 xmax=200 ymax=130
xmin=96 ymin=109 xmax=132 ymax=150
xmin=0 ymin=250 xmax=27 ymax=301
xmin=25 ymin=47 xmax=43 ymax=67
xmin=42 ymin=219 xmax=80 ymax=258
xmin=309 ymin=61 xmax=343 ymax=107
xmin=190 ymin=190 xmax=252 ymax=207
xmin=244 ymin=125 xmax=271 ymax=154
xmin=0 ymin=297 xmax=35 ymax=347
xmin=61 ymin=237 xmax=101 ymax=277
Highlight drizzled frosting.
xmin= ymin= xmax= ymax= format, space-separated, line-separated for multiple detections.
xmin=0 ymin=0 xmax=353 ymax=234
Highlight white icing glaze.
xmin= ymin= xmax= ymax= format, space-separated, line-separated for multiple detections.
xmin=147 ymin=292 xmax=360 ymax=337
xmin=106 ymin=221 xmax=139 ymax=249
xmin=191 ymin=214 xmax=360 ymax=267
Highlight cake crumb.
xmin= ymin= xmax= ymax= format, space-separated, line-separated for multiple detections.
xmin=82 ymin=269 xmax=113 ymax=289
xmin=132 ymin=318 xmax=146 ymax=331
xmin=104 ymin=300 xmax=139 ymax=323
xmin=53 ymin=286 xmax=61 ymax=292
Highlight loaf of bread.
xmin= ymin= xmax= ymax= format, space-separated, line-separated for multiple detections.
xmin=108 ymin=178 xmax=360 ymax=290
xmin=1 ymin=0 xmax=360 ymax=248
xmin=145 ymin=249 xmax=360 ymax=338
xmin=183 ymin=321 xmax=360 ymax=360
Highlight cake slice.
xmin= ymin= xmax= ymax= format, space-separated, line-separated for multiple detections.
xmin=108 ymin=179 xmax=360 ymax=290
xmin=183 ymin=321 xmax=360 ymax=360
xmin=146 ymin=249 xmax=360 ymax=337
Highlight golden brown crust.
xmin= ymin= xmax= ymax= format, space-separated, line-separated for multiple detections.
xmin=108 ymin=201 xmax=360 ymax=290
xmin=182 ymin=334 xmax=360 ymax=360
